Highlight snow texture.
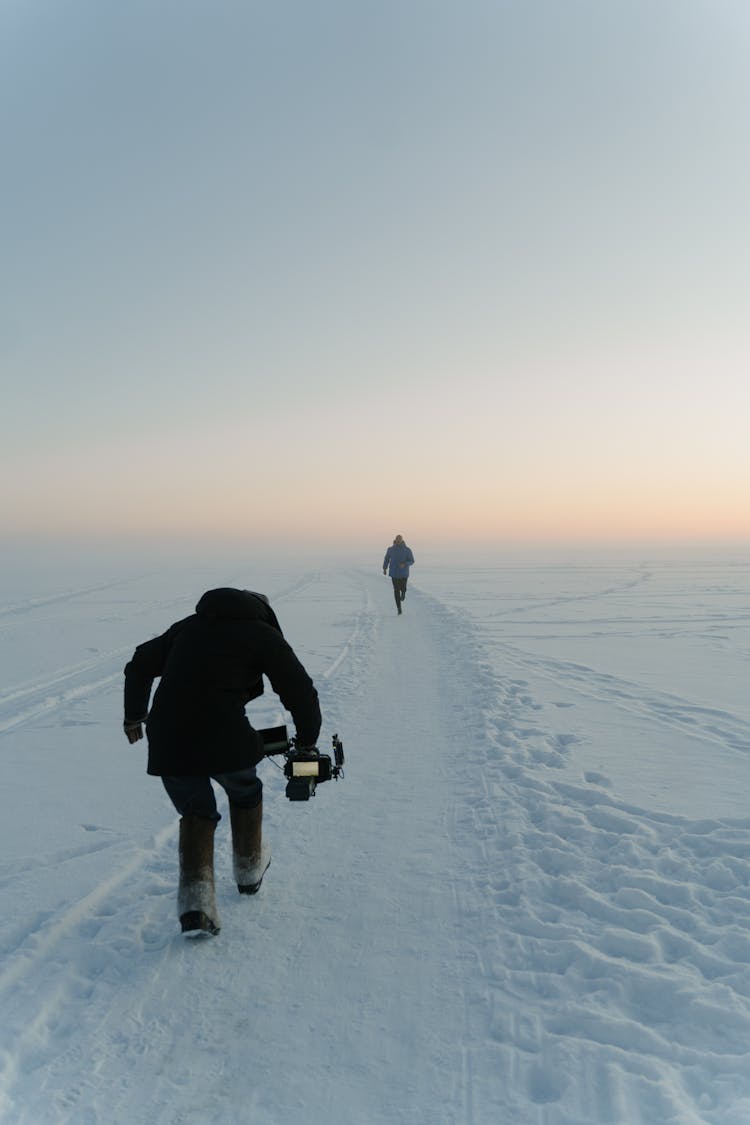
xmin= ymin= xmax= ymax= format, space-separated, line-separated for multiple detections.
xmin=1 ymin=550 xmax=750 ymax=1124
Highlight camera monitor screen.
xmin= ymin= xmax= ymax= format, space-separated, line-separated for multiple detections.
xmin=291 ymin=760 xmax=320 ymax=777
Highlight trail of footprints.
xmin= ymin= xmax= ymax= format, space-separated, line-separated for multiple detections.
xmin=423 ymin=592 xmax=750 ymax=1119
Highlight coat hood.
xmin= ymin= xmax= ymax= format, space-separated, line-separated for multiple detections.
xmin=195 ymin=588 xmax=282 ymax=633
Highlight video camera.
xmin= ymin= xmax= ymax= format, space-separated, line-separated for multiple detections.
xmin=259 ymin=725 xmax=345 ymax=801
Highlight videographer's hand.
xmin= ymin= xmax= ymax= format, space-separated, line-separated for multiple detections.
xmin=123 ymin=719 xmax=145 ymax=744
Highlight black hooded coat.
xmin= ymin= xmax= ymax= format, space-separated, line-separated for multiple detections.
xmin=123 ymin=588 xmax=321 ymax=777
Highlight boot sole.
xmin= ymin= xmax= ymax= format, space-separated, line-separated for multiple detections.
xmin=238 ymin=857 xmax=271 ymax=895
xmin=180 ymin=910 xmax=220 ymax=936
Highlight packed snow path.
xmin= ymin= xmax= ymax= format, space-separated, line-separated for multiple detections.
xmin=1 ymin=559 xmax=750 ymax=1123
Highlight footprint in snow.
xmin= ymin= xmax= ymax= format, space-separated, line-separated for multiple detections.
xmin=584 ymin=771 xmax=612 ymax=788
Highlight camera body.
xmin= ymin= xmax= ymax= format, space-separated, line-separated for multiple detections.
xmin=259 ymin=726 xmax=345 ymax=801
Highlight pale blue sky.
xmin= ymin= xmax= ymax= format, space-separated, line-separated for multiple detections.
xmin=3 ymin=1 xmax=749 ymax=545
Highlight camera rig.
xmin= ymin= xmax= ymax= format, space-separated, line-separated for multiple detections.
xmin=259 ymin=725 xmax=345 ymax=801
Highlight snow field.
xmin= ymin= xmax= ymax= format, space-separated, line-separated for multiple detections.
xmin=0 ymin=554 xmax=749 ymax=1123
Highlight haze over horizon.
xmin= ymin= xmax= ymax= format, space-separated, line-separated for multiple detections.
xmin=3 ymin=1 xmax=749 ymax=549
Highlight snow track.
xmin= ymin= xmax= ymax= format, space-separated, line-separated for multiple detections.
xmin=1 ymin=559 xmax=750 ymax=1123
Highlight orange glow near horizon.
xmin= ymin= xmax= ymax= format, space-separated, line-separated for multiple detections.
xmin=5 ymin=468 xmax=748 ymax=548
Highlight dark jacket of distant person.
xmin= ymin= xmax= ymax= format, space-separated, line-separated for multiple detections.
xmin=383 ymin=538 xmax=415 ymax=577
xmin=123 ymin=588 xmax=321 ymax=777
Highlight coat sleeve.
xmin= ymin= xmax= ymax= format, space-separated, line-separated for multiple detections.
xmin=259 ymin=628 xmax=322 ymax=747
xmin=123 ymin=629 xmax=173 ymax=720
xmin=383 ymin=548 xmax=391 ymax=569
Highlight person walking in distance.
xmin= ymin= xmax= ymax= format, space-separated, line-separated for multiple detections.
xmin=123 ymin=587 xmax=321 ymax=937
xmin=382 ymin=534 xmax=415 ymax=615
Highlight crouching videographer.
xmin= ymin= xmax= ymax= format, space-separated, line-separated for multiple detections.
xmin=123 ymin=587 xmax=321 ymax=937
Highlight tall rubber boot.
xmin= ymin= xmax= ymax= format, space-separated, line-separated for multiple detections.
xmin=178 ymin=815 xmax=221 ymax=935
xmin=229 ymin=801 xmax=271 ymax=895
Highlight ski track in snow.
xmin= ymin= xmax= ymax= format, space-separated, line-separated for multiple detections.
xmin=1 ymin=563 xmax=750 ymax=1122
xmin=0 ymin=570 xmax=326 ymax=738
xmin=0 ymin=578 xmax=142 ymax=621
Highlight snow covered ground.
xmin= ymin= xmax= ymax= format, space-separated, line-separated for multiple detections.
xmin=1 ymin=545 xmax=750 ymax=1124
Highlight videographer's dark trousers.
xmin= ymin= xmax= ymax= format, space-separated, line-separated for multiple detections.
xmin=162 ymin=766 xmax=262 ymax=823
xmin=391 ymin=577 xmax=407 ymax=612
